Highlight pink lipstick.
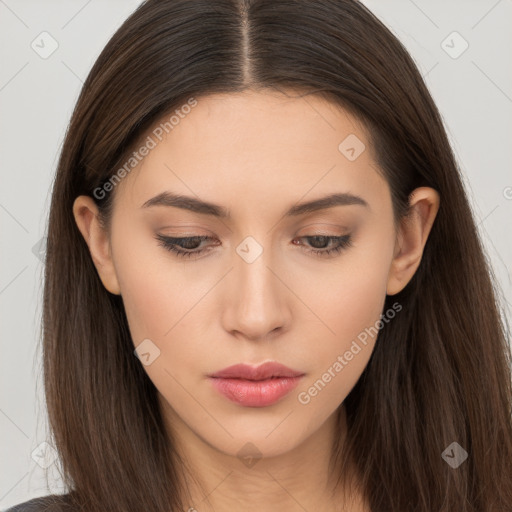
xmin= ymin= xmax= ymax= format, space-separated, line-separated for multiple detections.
xmin=208 ymin=362 xmax=305 ymax=407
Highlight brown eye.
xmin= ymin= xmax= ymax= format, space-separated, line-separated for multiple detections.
xmin=155 ymin=235 xmax=217 ymax=259
xmin=155 ymin=233 xmax=353 ymax=260
xmin=293 ymin=234 xmax=353 ymax=257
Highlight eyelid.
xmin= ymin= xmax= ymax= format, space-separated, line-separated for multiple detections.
xmin=155 ymin=232 xmax=353 ymax=260
xmin=155 ymin=222 xmax=352 ymax=246
xmin=297 ymin=228 xmax=348 ymax=236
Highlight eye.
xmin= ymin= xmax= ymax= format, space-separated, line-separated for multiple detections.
xmin=155 ymin=234 xmax=353 ymax=259
xmin=293 ymin=234 xmax=353 ymax=257
xmin=155 ymin=234 xmax=217 ymax=259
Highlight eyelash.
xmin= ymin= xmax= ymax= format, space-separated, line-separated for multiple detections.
xmin=155 ymin=234 xmax=353 ymax=259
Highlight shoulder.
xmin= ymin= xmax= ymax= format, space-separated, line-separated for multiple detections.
xmin=3 ymin=494 xmax=74 ymax=512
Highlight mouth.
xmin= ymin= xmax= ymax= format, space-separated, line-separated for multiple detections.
xmin=208 ymin=362 xmax=305 ymax=407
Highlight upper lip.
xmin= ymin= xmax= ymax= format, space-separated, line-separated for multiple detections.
xmin=208 ymin=362 xmax=305 ymax=381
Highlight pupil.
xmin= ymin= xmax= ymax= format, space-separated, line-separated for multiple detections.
xmin=310 ymin=236 xmax=328 ymax=249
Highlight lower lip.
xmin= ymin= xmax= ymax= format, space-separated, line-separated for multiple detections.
xmin=209 ymin=376 xmax=304 ymax=407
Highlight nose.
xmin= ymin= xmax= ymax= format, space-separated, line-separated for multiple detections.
xmin=221 ymin=241 xmax=292 ymax=342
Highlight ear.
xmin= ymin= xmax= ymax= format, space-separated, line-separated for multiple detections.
xmin=72 ymin=195 xmax=121 ymax=295
xmin=386 ymin=187 xmax=440 ymax=296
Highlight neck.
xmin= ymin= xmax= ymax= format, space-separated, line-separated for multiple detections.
xmin=159 ymin=397 xmax=369 ymax=512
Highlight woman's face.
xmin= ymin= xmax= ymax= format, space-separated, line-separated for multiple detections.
xmin=78 ymin=89 xmax=410 ymax=460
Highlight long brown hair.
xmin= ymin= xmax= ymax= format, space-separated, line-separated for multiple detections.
xmin=42 ymin=1 xmax=512 ymax=510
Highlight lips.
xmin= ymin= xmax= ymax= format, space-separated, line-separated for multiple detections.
xmin=208 ymin=362 xmax=305 ymax=407
xmin=208 ymin=361 xmax=304 ymax=381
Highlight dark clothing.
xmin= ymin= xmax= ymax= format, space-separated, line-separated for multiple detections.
xmin=4 ymin=494 xmax=73 ymax=512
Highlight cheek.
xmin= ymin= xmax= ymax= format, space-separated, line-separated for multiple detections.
xmin=117 ymin=259 xmax=200 ymax=350
xmin=109 ymin=222 xmax=182 ymax=345
xmin=312 ymin=233 xmax=392 ymax=345
xmin=113 ymin=237 xmax=218 ymax=381
xmin=297 ymin=233 xmax=393 ymax=401
xmin=116 ymin=266 xmax=174 ymax=344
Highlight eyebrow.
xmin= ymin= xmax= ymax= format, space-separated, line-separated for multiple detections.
xmin=141 ymin=191 xmax=369 ymax=218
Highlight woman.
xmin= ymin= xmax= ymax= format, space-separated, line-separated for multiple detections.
xmin=7 ymin=0 xmax=512 ymax=511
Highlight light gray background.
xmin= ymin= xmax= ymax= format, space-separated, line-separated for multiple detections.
xmin=1 ymin=0 xmax=511 ymax=509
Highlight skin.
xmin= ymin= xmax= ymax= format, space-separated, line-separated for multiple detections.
xmin=73 ymin=89 xmax=440 ymax=512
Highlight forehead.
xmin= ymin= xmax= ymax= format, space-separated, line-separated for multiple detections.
xmin=113 ymin=89 xmax=388 ymax=219
xmin=173 ymin=89 xmax=367 ymax=157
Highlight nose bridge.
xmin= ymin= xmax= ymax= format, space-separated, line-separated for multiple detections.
xmin=224 ymin=234 xmax=289 ymax=339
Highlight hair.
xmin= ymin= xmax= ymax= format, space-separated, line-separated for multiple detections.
xmin=40 ymin=0 xmax=512 ymax=511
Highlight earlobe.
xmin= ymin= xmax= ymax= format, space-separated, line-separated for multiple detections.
xmin=386 ymin=187 xmax=440 ymax=296
xmin=72 ymin=195 xmax=121 ymax=295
